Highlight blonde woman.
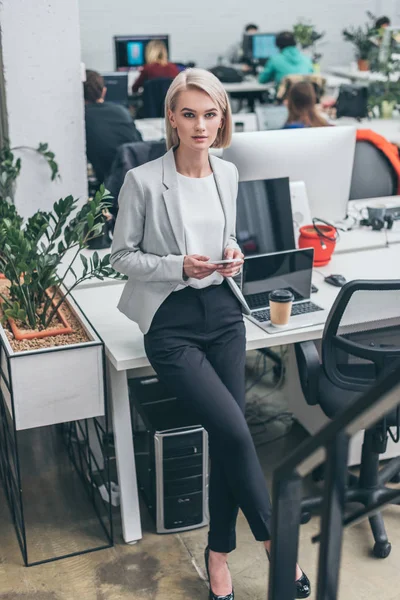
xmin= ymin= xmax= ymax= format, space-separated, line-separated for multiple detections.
xmin=111 ymin=68 xmax=310 ymax=600
xmin=131 ymin=39 xmax=179 ymax=93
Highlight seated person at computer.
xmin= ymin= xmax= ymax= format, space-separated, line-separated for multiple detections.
xmin=84 ymin=70 xmax=142 ymax=184
xmin=131 ymin=40 xmax=180 ymax=93
xmin=258 ymin=31 xmax=313 ymax=85
xmin=226 ymin=23 xmax=259 ymax=66
xmin=283 ymin=81 xmax=329 ymax=129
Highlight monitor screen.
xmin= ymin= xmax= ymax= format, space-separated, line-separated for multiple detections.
xmin=252 ymin=33 xmax=278 ymax=60
xmin=114 ymin=35 xmax=169 ymax=70
xmin=242 ymin=248 xmax=314 ymax=303
xmin=236 ymin=177 xmax=295 ymax=255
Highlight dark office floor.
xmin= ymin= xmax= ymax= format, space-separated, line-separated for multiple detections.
xmin=1 ymin=353 xmax=400 ymax=600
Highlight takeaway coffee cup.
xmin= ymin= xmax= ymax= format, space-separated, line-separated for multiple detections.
xmin=268 ymin=289 xmax=294 ymax=328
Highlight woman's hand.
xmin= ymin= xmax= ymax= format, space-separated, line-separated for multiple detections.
xmin=183 ymin=255 xmax=219 ymax=280
xmin=219 ymin=248 xmax=244 ymax=278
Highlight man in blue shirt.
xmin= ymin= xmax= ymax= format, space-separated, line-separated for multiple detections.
xmin=258 ymin=31 xmax=313 ymax=85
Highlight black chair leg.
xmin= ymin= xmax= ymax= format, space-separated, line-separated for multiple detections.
xmin=369 ymin=513 xmax=392 ymax=558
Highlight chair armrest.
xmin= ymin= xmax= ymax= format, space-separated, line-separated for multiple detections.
xmin=295 ymin=341 xmax=321 ymax=406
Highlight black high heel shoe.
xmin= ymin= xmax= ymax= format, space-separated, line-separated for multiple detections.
xmin=204 ymin=547 xmax=234 ymax=600
xmin=265 ymin=549 xmax=311 ymax=599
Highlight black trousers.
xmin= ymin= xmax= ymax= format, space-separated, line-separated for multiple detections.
xmin=144 ymin=281 xmax=272 ymax=552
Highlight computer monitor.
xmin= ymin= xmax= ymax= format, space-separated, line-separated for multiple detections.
xmin=114 ymin=34 xmax=169 ymax=71
xmin=243 ymin=32 xmax=278 ymax=63
xmin=102 ymin=73 xmax=128 ymax=105
xmin=236 ymin=177 xmax=295 ymax=255
xmin=223 ymin=127 xmax=357 ymax=223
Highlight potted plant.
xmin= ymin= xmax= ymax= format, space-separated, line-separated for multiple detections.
xmin=293 ymin=19 xmax=325 ymax=70
xmin=0 ymin=185 xmax=121 ymax=430
xmin=342 ymin=14 xmax=377 ymax=71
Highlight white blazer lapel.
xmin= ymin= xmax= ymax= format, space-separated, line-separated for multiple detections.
xmin=209 ymin=154 xmax=230 ymax=247
xmin=162 ymin=148 xmax=186 ymax=255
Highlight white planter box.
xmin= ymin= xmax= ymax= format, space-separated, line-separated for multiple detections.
xmin=0 ymin=294 xmax=105 ymax=431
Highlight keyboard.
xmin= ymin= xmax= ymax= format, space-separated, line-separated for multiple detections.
xmin=246 ymin=287 xmax=303 ymax=310
xmin=252 ymin=301 xmax=324 ymax=323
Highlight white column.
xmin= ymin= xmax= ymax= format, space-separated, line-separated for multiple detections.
xmin=0 ymin=0 xmax=87 ymax=218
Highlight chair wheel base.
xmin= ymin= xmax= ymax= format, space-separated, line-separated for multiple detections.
xmin=373 ymin=541 xmax=391 ymax=558
xmin=301 ymin=512 xmax=312 ymax=525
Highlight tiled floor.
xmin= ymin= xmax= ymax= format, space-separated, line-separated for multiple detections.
xmin=0 ymin=351 xmax=400 ymax=600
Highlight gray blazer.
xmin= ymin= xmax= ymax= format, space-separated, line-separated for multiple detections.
xmin=110 ymin=147 xmax=251 ymax=334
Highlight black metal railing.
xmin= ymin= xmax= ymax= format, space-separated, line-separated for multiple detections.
xmin=268 ymin=366 xmax=400 ymax=600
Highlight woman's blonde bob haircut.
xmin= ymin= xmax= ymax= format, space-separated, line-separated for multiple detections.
xmin=145 ymin=40 xmax=168 ymax=66
xmin=164 ymin=68 xmax=233 ymax=150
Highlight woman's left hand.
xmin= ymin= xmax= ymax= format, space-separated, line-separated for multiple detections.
xmin=218 ymin=247 xmax=244 ymax=278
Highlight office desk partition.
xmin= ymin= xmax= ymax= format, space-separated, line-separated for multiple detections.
xmin=72 ymin=244 xmax=400 ymax=544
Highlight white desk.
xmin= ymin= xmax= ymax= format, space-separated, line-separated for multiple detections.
xmin=335 ymin=197 xmax=400 ymax=254
xmin=327 ymin=65 xmax=400 ymax=83
xmin=72 ymin=244 xmax=400 ymax=544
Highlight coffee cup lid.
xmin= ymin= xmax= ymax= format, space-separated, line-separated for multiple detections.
xmin=269 ymin=289 xmax=294 ymax=303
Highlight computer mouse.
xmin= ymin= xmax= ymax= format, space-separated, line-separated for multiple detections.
xmin=324 ymin=274 xmax=347 ymax=287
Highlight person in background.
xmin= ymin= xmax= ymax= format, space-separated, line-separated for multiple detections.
xmin=258 ymin=31 xmax=313 ymax=85
xmin=84 ymin=70 xmax=142 ymax=184
xmin=131 ymin=40 xmax=180 ymax=93
xmin=375 ymin=16 xmax=391 ymax=31
xmin=225 ymin=23 xmax=259 ymax=65
xmin=283 ymin=81 xmax=329 ymax=129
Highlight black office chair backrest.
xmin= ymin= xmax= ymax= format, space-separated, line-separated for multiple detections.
xmin=349 ymin=140 xmax=397 ymax=200
xmin=321 ymin=280 xmax=400 ymax=393
xmin=106 ymin=140 xmax=167 ymax=214
xmin=142 ymin=78 xmax=174 ymax=118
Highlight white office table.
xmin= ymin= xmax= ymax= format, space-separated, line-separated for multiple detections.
xmin=327 ymin=65 xmax=400 ymax=83
xmin=72 ymin=244 xmax=400 ymax=544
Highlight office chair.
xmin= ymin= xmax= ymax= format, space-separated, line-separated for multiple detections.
xmin=349 ymin=131 xmax=399 ymax=200
xmin=296 ymin=280 xmax=400 ymax=558
xmin=276 ymin=74 xmax=326 ymax=103
xmin=141 ymin=77 xmax=174 ymax=118
xmin=105 ymin=140 xmax=167 ymax=216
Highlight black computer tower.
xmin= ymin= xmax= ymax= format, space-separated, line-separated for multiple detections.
xmin=129 ymin=376 xmax=209 ymax=533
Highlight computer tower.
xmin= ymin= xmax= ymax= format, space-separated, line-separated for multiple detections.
xmin=129 ymin=376 xmax=209 ymax=533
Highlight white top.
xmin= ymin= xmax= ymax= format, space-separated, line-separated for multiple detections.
xmin=176 ymin=172 xmax=225 ymax=290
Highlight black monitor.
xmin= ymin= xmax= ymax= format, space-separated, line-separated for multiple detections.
xmin=102 ymin=73 xmax=128 ymax=106
xmin=114 ymin=34 xmax=169 ymax=71
xmin=236 ymin=177 xmax=295 ymax=255
xmin=243 ymin=32 xmax=278 ymax=64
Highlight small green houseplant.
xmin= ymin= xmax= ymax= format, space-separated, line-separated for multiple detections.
xmin=293 ymin=19 xmax=325 ymax=66
xmin=0 ymin=185 xmax=119 ymax=337
xmin=342 ymin=13 xmax=378 ymax=71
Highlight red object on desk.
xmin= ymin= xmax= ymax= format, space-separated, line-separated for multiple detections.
xmin=299 ymin=224 xmax=337 ymax=266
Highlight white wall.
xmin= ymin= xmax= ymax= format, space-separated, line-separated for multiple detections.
xmin=79 ymin=0 xmax=390 ymax=73
xmin=0 ymin=0 xmax=87 ymax=218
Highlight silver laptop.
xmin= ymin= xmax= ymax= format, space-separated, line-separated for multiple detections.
xmin=242 ymin=248 xmax=328 ymax=333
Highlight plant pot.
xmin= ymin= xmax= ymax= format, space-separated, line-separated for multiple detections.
xmin=381 ymin=100 xmax=395 ymax=119
xmin=0 ymin=292 xmax=105 ymax=431
xmin=357 ymin=59 xmax=370 ymax=71
xmin=298 ymin=224 xmax=337 ymax=266
xmin=8 ymin=294 xmax=74 ymax=340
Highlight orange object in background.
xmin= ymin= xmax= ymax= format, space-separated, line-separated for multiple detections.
xmin=299 ymin=224 xmax=337 ymax=266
